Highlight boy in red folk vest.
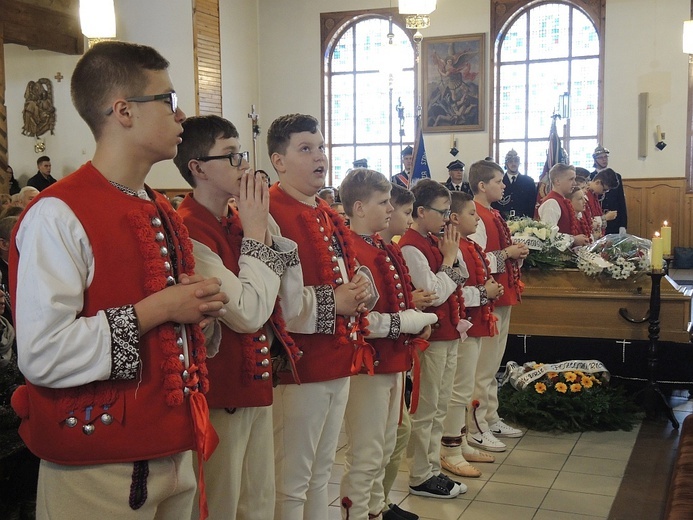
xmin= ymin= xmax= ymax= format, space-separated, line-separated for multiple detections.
xmin=585 ymin=168 xmax=619 ymax=240
xmin=466 ymin=160 xmax=529 ymax=452
xmin=537 ymin=164 xmax=590 ymax=247
xmin=174 ymin=115 xmax=303 ymax=519
xmin=399 ymin=179 xmax=469 ymax=499
xmin=267 ymin=114 xmax=373 ymax=520
xmin=441 ymin=191 xmax=503 ymax=476
xmin=10 ymin=42 xmax=229 ymax=520
xmin=338 ymin=169 xmax=438 ymax=520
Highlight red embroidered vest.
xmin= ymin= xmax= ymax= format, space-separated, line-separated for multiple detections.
xmin=350 ymin=233 xmax=414 ymax=374
xmin=475 ymin=202 xmax=522 ymax=307
xmin=10 ymin=163 xmax=212 ymax=465
xmin=398 ymin=228 xmax=465 ymax=342
xmin=178 ymin=194 xmax=301 ymax=408
xmin=542 ymin=191 xmax=578 ymax=235
xmin=269 ymin=184 xmax=364 ymax=384
xmin=459 ymin=238 xmax=496 ymax=338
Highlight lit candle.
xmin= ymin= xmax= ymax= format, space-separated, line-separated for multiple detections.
xmin=651 ymin=231 xmax=663 ymax=270
xmin=661 ymin=220 xmax=672 ymax=256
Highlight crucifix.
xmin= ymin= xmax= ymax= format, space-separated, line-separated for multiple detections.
xmin=518 ymin=334 xmax=531 ymax=354
xmin=615 ymin=339 xmax=631 ymax=363
xmin=248 ymin=105 xmax=260 ymax=173
xmin=54 ymin=72 xmax=64 ymax=83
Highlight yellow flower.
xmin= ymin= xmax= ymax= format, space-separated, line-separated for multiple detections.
xmin=564 ymin=372 xmax=577 ymax=382
xmin=555 ymin=382 xmax=567 ymax=393
xmin=570 ymin=383 xmax=582 ymax=393
xmin=533 ymin=363 xmax=544 ymax=369
xmin=581 ymin=376 xmax=593 ymax=388
xmin=575 ymin=371 xmax=585 ymax=377
xmin=548 ymin=372 xmax=559 ymax=379
xmin=535 ymin=382 xmax=547 ymax=394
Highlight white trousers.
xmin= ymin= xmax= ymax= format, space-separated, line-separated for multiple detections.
xmin=442 ymin=336 xmax=483 ymax=437
xmin=273 ymin=378 xmax=350 ymax=520
xmin=382 ymin=384 xmax=411 ymax=504
xmin=469 ymin=306 xmax=512 ymax=434
xmin=408 ymin=339 xmax=459 ymax=486
xmin=37 ymin=452 xmax=196 ymax=520
xmin=341 ymin=372 xmax=402 ymax=519
xmin=192 ymin=407 xmax=274 ymax=520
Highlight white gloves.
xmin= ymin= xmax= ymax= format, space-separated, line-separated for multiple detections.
xmin=399 ymin=308 xmax=438 ymax=335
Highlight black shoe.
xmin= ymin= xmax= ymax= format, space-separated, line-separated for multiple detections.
xmin=437 ymin=473 xmax=467 ymax=495
xmin=408 ymin=475 xmax=457 ymax=499
xmin=388 ymin=503 xmax=419 ymax=520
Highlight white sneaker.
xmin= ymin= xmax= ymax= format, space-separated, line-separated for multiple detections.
xmin=489 ymin=420 xmax=524 ymax=438
xmin=468 ymin=430 xmax=507 ymax=452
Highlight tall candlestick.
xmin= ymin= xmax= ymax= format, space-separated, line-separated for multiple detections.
xmin=661 ymin=220 xmax=671 ymax=256
xmin=651 ymin=232 xmax=663 ymax=270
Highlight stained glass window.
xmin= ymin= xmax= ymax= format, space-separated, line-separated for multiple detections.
xmin=494 ymin=3 xmax=600 ymax=180
xmin=324 ymin=17 xmax=416 ymax=187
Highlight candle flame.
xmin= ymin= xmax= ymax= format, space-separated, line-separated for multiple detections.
xmin=663 ymin=220 xmax=668 ymax=226
xmin=654 ymin=231 xmax=661 ymax=238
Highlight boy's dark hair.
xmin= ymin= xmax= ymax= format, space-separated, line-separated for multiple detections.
xmin=450 ymin=191 xmax=474 ymax=214
xmin=340 ymin=168 xmax=391 ymax=217
xmin=174 ymin=116 xmax=239 ymax=188
xmin=593 ymin=168 xmax=619 ymax=189
xmin=267 ymin=114 xmax=320 ymax=157
xmin=390 ymin=183 xmax=415 ymax=208
xmin=36 ymin=156 xmax=50 ymax=165
xmin=0 ymin=206 xmax=22 ymax=219
xmin=71 ymin=41 xmax=170 ymax=139
xmin=575 ymin=166 xmax=591 ymax=179
xmin=411 ymin=179 xmax=450 ymax=218
xmin=0 ymin=216 xmax=18 ymax=241
xmin=468 ymin=160 xmax=503 ymax=194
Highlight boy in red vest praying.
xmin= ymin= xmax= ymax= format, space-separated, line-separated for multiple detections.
xmin=10 ymin=42 xmax=229 ymax=520
xmin=537 ymin=163 xmax=590 ymax=247
xmin=174 ymin=115 xmax=303 ymax=519
xmin=266 ymin=114 xmax=372 ymax=520
xmin=466 ymin=160 xmax=528 ymax=452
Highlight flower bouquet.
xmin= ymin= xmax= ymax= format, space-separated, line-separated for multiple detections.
xmin=498 ymin=360 xmax=642 ymax=432
xmin=507 ymin=217 xmax=574 ymax=270
xmin=576 ymin=233 xmax=651 ymax=280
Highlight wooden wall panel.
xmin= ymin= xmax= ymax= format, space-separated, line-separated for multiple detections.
xmin=192 ymin=0 xmax=222 ymax=116
xmin=623 ymin=178 xmax=687 ymax=247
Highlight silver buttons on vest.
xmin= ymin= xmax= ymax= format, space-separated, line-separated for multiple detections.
xmin=100 ymin=413 xmax=113 ymax=425
xmin=65 ymin=416 xmax=78 ymax=428
xmin=82 ymin=424 xmax=95 ymax=435
xmin=151 ymin=217 xmax=162 ymax=227
xmin=260 ymin=346 xmax=269 ymax=355
xmin=261 ymin=372 xmax=270 ymax=380
xmin=155 ymin=232 xmax=165 ymax=242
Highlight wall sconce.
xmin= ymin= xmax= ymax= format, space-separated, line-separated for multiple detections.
xmin=655 ymin=125 xmax=667 ymax=151
xmin=80 ymin=0 xmax=116 ymax=47
xmin=399 ymin=0 xmax=436 ymax=41
xmin=558 ymin=92 xmax=570 ymax=120
xmin=683 ymin=20 xmax=693 ymax=62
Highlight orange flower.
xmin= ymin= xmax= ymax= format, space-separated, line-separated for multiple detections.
xmin=564 ymin=372 xmax=577 ymax=382
xmin=570 ymin=383 xmax=582 ymax=393
xmin=575 ymin=371 xmax=585 ymax=377
xmin=533 ymin=363 xmax=544 ymax=369
xmin=535 ymin=382 xmax=547 ymax=394
xmin=548 ymin=372 xmax=559 ymax=379
xmin=581 ymin=376 xmax=593 ymax=388
xmin=555 ymin=382 xmax=567 ymax=393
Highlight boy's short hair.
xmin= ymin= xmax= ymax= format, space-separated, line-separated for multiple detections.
xmin=390 ymin=183 xmax=415 ymax=208
xmin=267 ymin=114 xmax=320 ymax=157
xmin=575 ymin=166 xmax=591 ymax=179
xmin=549 ymin=163 xmax=575 ymax=184
xmin=450 ymin=190 xmax=474 ymax=214
xmin=36 ymin=156 xmax=50 ymax=165
xmin=71 ymin=41 xmax=170 ymax=140
xmin=174 ymin=115 xmax=239 ymax=188
xmin=0 ymin=216 xmax=18 ymax=241
xmin=411 ymin=179 xmax=450 ymax=217
xmin=569 ymin=186 xmax=585 ymax=199
xmin=468 ymin=160 xmax=503 ymax=194
xmin=593 ymin=168 xmax=619 ymax=189
xmin=318 ymin=187 xmax=334 ymax=199
xmin=339 ymin=168 xmax=391 ymax=217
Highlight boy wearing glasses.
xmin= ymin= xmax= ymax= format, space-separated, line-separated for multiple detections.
xmin=9 ymin=42 xmax=229 ymax=519
xmin=174 ymin=115 xmax=303 ymax=519
xmin=267 ymin=114 xmax=372 ymax=520
xmin=398 ymin=179 xmax=469 ymax=499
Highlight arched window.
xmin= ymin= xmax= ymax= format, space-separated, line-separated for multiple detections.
xmin=321 ymin=11 xmax=416 ymax=186
xmin=492 ymin=1 xmax=603 ymax=179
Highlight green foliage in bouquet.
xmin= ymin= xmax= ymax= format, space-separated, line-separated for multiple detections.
xmin=507 ymin=217 xmax=575 ymax=270
xmin=498 ymin=367 xmax=643 ymax=433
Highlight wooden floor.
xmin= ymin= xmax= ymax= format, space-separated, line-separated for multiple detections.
xmin=608 ymin=392 xmax=691 ymax=520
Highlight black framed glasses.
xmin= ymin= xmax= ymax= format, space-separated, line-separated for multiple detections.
xmin=425 ymin=206 xmax=451 ymax=219
xmin=195 ymin=151 xmax=250 ymax=168
xmin=105 ymin=92 xmax=178 ymax=115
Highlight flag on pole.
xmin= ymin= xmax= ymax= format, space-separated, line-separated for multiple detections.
xmin=410 ymin=125 xmax=431 ymax=188
xmin=535 ymin=114 xmax=566 ymax=210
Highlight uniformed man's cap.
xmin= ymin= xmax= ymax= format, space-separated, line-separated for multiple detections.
xmin=401 ymin=145 xmax=414 ymax=157
xmin=446 ymin=160 xmax=465 ymax=171
xmin=592 ymin=146 xmax=610 ymax=158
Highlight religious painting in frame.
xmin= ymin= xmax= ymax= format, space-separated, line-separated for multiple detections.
xmin=422 ymin=33 xmax=485 ymax=132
